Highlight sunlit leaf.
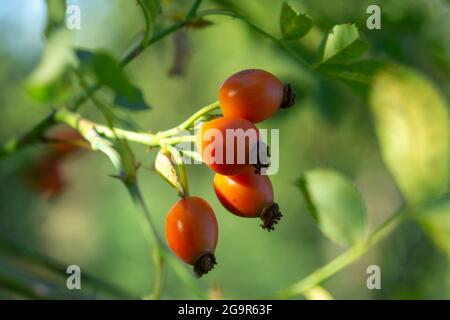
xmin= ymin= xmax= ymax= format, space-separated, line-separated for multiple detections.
xmin=297 ymin=169 xmax=368 ymax=246
xmin=26 ymin=29 xmax=75 ymax=103
xmin=316 ymin=25 xmax=379 ymax=98
xmin=370 ymin=65 xmax=449 ymax=205
xmin=280 ymin=2 xmax=312 ymax=40
xmin=320 ymin=24 xmax=367 ymax=65
xmin=416 ymin=196 xmax=450 ymax=260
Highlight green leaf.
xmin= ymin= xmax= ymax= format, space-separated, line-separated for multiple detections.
xmin=317 ymin=59 xmax=386 ymax=99
xmin=370 ymin=65 xmax=449 ymax=205
xmin=114 ymin=88 xmax=151 ymax=111
xmin=298 ymin=169 xmax=368 ymax=246
xmin=280 ymin=2 xmax=312 ymax=40
xmin=75 ymin=49 xmax=95 ymax=66
xmin=26 ymin=29 xmax=75 ymax=103
xmin=91 ymin=52 xmax=135 ymax=97
xmin=87 ymin=51 xmax=151 ymax=111
xmin=316 ymin=25 xmax=375 ymax=98
xmin=416 ymin=196 xmax=450 ymax=260
xmin=320 ymin=24 xmax=367 ymax=65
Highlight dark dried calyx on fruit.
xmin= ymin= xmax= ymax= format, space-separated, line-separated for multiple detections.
xmin=280 ymin=84 xmax=296 ymax=109
xmin=260 ymin=202 xmax=283 ymax=231
xmin=193 ymin=252 xmax=217 ymax=277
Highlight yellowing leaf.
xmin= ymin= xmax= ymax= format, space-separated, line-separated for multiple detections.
xmin=370 ymin=66 xmax=449 ymax=205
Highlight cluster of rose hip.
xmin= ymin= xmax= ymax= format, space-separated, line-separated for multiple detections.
xmin=165 ymin=69 xmax=296 ymax=277
xmin=20 ymin=69 xmax=295 ymax=277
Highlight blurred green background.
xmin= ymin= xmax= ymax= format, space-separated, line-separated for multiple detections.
xmin=0 ymin=0 xmax=449 ymax=299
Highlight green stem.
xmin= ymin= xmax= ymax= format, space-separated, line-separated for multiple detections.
xmin=54 ymin=108 xmax=160 ymax=146
xmin=180 ymin=149 xmax=203 ymax=163
xmin=177 ymin=101 xmax=221 ymax=130
xmin=137 ymin=0 xmax=152 ymax=46
xmin=160 ymin=135 xmax=196 ymax=145
xmin=0 ymin=96 xmax=208 ymax=159
xmin=158 ymin=101 xmax=220 ymax=138
xmin=197 ymin=9 xmax=311 ymax=69
xmin=0 ymin=112 xmax=56 ymax=159
xmin=272 ymin=210 xmax=406 ymax=299
xmin=120 ymin=0 xmax=205 ymax=69
xmin=120 ymin=20 xmax=187 ymax=68
xmin=187 ymin=0 xmax=204 ymax=19
xmin=126 ymin=183 xmax=166 ymax=299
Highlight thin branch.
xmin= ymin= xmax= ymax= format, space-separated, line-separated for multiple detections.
xmin=126 ymin=182 xmax=166 ymax=299
xmin=137 ymin=0 xmax=152 ymax=46
xmin=158 ymin=101 xmax=220 ymax=138
xmin=54 ymin=108 xmax=160 ymax=146
xmin=187 ymin=0 xmax=204 ymax=19
xmin=197 ymin=9 xmax=311 ymax=69
xmin=271 ymin=209 xmax=406 ymax=299
xmin=0 ymin=112 xmax=56 ymax=159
